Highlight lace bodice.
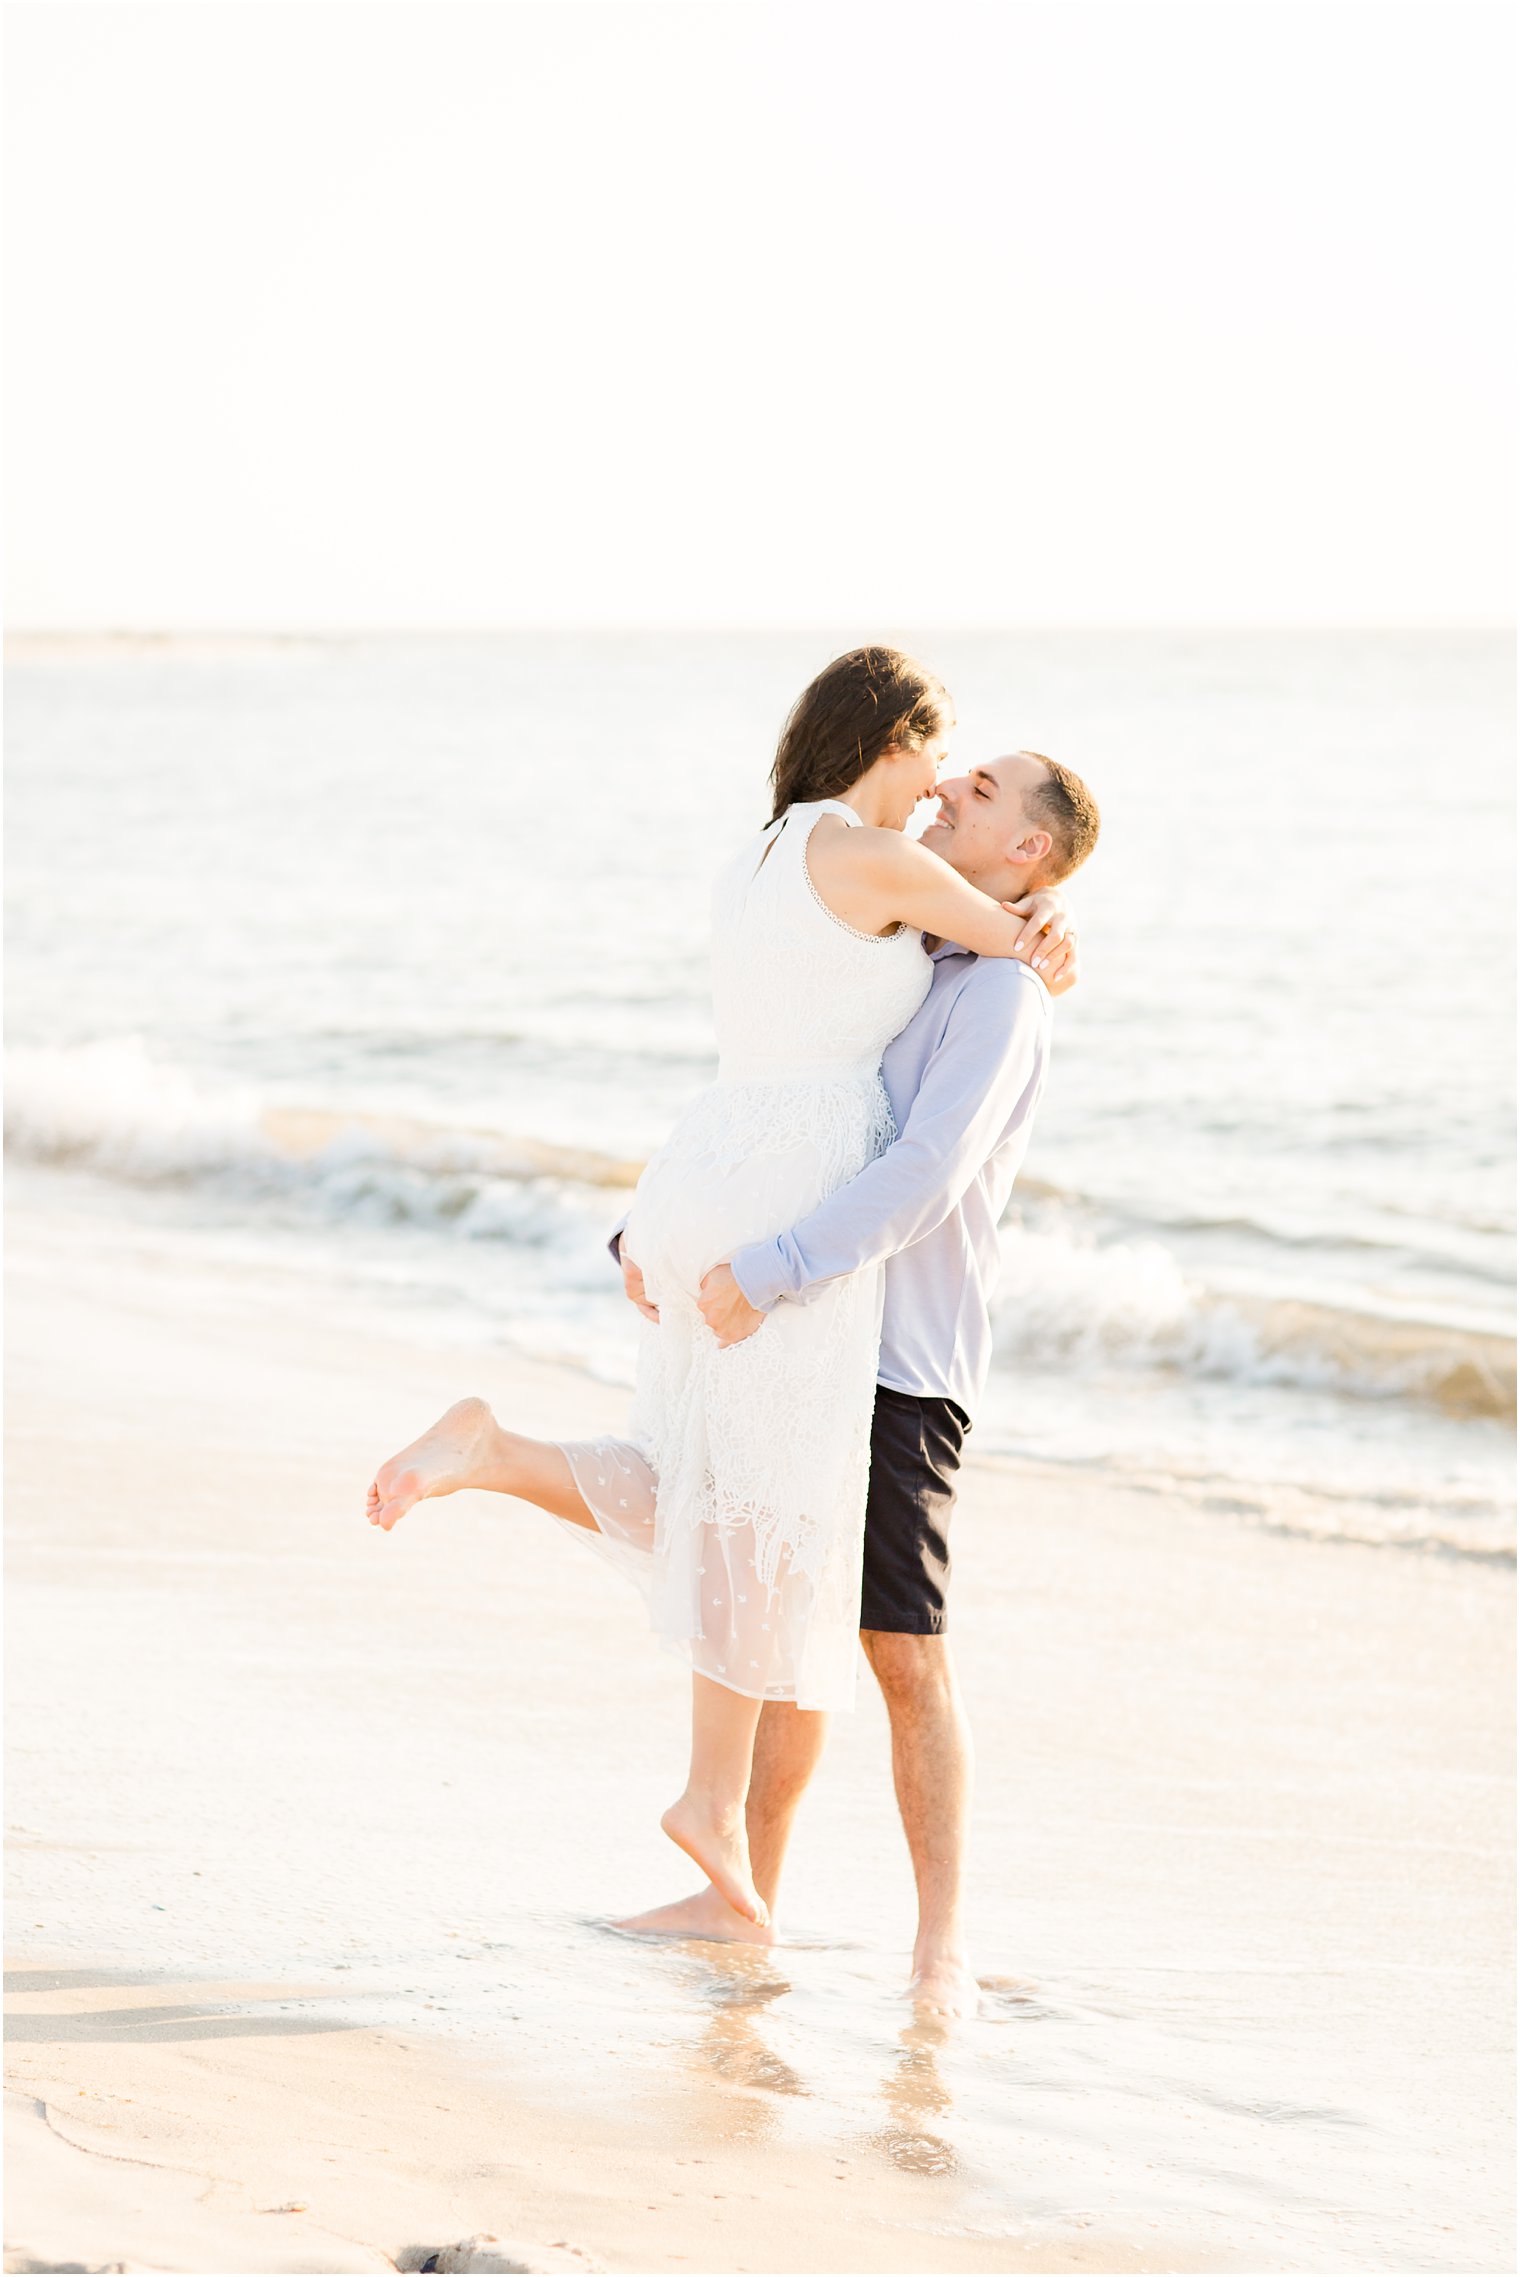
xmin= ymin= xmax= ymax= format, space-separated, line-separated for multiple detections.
xmin=709 ymin=799 xmax=931 ymax=1082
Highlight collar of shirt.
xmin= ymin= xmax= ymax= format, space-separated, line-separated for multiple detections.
xmin=922 ymin=932 xmax=1051 ymax=996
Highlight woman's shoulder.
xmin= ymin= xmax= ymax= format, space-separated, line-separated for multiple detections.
xmin=793 ymin=812 xmax=930 ymax=942
xmin=804 ymin=816 xmax=926 ymax=879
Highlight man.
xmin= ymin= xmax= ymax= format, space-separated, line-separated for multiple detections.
xmin=613 ymin=750 xmax=1100 ymax=2015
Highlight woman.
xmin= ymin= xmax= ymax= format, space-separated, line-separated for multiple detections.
xmin=366 ymin=648 xmax=1072 ymax=1930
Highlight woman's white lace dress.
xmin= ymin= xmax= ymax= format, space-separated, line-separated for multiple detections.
xmin=556 ymin=798 xmax=932 ymax=1712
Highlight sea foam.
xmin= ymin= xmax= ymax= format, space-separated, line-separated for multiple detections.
xmin=8 ymin=1037 xmax=1513 ymax=1424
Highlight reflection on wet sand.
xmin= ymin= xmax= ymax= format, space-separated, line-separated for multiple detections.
xmin=869 ymin=2014 xmax=958 ymax=2176
xmin=649 ymin=1933 xmax=970 ymax=2181
xmin=664 ymin=1937 xmax=808 ymax=2142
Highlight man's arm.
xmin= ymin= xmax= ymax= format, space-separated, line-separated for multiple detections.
xmin=723 ymin=963 xmax=1049 ymax=1317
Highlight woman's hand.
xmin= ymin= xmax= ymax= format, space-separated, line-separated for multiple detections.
xmin=698 ymin=1263 xmax=766 ymax=1348
xmin=1001 ymin=892 xmax=1078 ymax=993
xmin=1038 ymin=926 xmax=1079 ymax=996
xmin=1004 ymin=888 xmax=1070 ymax=963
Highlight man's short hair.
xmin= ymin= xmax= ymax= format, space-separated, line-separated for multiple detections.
xmin=1021 ymin=753 xmax=1101 ymax=883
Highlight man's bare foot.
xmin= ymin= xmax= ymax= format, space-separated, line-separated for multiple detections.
xmin=366 ymin=1396 xmax=497 ymax=1532
xmin=613 ymin=1884 xmax=778 ymax=1946
xmin=909 ymin=1948 xmax=980 ymax=2018
xmin=660 ymin=1795 xmax=769 ymax=1928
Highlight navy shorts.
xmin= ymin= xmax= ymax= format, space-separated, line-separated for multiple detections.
xmin=859 ymin=1385 xmax=971 ymax=1635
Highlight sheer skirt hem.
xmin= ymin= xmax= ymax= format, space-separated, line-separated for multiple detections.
xmin=554 ymin=1432 xmax=860 ymax=1712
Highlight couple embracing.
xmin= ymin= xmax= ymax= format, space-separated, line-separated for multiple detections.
xmin=367 ymin=647 xmax=1100 ymax=2017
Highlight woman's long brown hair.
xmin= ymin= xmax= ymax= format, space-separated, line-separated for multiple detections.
xmin=768 ymin=647 xmax=954 ymax=823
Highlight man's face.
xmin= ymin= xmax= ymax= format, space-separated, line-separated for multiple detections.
xmin=920 ymin=751 xmax=1054 ymax=890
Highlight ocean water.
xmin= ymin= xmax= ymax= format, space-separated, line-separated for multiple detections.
xmin=5 ymin=628 xmax=1515 ymax=1553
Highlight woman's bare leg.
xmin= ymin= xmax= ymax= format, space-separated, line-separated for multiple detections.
xmin=370 ymin=1405 xmax=768 ymax=1921
xmin=616 ymin=1701 xmax=828 ymax=1942
xmin=366 ymin=1397 xmax=595 ymax=1531
xmin=661 ymin=1675 xmax=768 ymax=1926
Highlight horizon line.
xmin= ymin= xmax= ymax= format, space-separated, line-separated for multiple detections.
xmin=7 ymin=619 xmax=1515 ymax=645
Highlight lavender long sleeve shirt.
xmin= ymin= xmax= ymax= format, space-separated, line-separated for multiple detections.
xmin=728 ymin=941 xmax=1052 ymax=1419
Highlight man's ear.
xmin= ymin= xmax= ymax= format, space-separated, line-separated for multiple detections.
xmin=1006 ymin=827 xmax=1054 ymax=872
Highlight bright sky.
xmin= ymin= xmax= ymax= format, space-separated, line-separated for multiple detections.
xmin=4 ymin=0 xmax=1514 ymax=628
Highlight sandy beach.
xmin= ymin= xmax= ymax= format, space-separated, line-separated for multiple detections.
xmin=5 ymin=1161 xmax=1514 ymax=2274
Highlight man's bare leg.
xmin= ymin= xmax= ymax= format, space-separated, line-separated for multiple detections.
xmin=861 ymin=1629 xmax=978 ymax=2017
xmin=367 ymin=1397 xmax=595 ymax=1531
xmin=614 ymin=1700 xmax=828 ymax=1944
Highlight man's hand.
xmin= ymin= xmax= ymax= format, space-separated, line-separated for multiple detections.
xmin=621 ymin=1247 xmax=659 ymax=1323
xmin=698 ymin=1262 xmax=766 ymax=1348
xmin=1002 ymin=890 xmax=1077 ymax=992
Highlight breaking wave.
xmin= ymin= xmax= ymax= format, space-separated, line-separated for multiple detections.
xmin=993 ymin=1226 xmax=1515 ymax=1423
xmin=7 ymin=1037 xmax=1515 ymax=1424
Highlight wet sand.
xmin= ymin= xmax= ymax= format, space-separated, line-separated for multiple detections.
xmin=6 ymin=1962 xmax=1223 ymax=2277
xmin=5 ymin=1165 xmax=1515 ymax=2273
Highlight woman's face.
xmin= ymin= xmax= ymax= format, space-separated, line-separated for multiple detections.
xmin=878 ymin=735 xmax=951 ymax=830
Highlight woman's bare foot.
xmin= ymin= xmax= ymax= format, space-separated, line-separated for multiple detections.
xmin=366 ymin=1397 xmax=498 ymax=1531
xmin=660 ymin=1795 xmax=769 ymax=1928
xmin=908 ymin=1945 xmax=981 ymax=2019
xmin=614 ymin=1884 xmax=777 ymax=1946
